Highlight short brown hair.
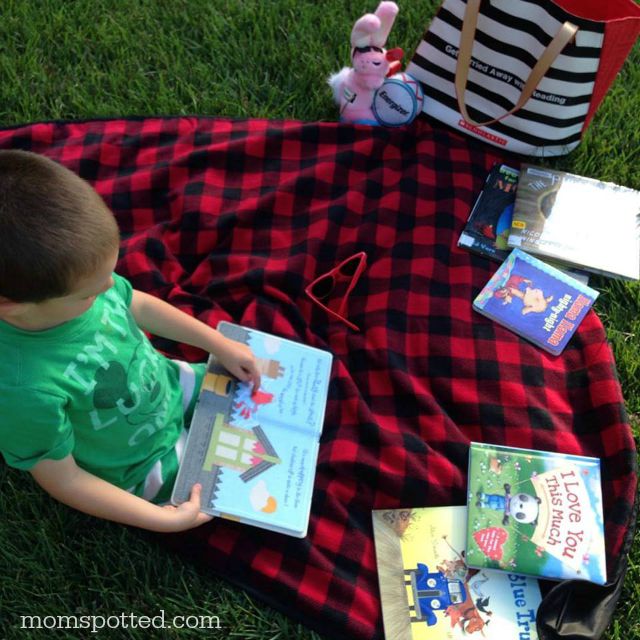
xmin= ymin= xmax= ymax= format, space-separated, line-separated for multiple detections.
xmin=0 ymin=150 xmax=120 ymax=302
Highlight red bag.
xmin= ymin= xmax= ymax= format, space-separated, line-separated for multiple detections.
xmin=579 ymin=0 xmax=640 ymax=129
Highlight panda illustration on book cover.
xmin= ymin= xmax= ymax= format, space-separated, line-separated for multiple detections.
xmin=476 ymin=483 xmax=541 ymax=527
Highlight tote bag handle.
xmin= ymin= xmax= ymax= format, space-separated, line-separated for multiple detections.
xmin=455 ymin=0 xmax=578 ymax=127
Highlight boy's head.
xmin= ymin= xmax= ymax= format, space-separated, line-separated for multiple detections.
xmin=0 ymin=150 xmax=120 ymax=304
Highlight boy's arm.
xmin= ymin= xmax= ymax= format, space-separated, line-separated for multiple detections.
xmin=30 ymin=455 xmax=212 ymax=532
xmin=129 ymin=289 xmax=260 ymax=390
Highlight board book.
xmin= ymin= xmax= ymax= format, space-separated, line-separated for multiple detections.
xmin=458 ymin=163 xmax=520 ymax=262
xmin=372 ymin=505 xmax=542 ymax=639
xmin=171 ymin=321 xmax=333 ymax=537
xmin=473 ymin=248 xmax=599 ymax=355
xmin=466 ymin=442 xmax=606 ymax=585
xmin=507 ymin=164 xmax=640 ymax=280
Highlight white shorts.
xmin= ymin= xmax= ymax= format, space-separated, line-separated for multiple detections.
xmin=128 ymin=359 xmax=198 ymax=503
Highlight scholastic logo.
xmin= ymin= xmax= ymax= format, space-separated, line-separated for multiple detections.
xmin=458 ymin=119 xmax=508 ymax=146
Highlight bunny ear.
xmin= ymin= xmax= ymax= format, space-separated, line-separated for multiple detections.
xmin=370 ymin=1 xmax=399 ymax=47
xmin=350 ymin=14 xmax=381 ymax=48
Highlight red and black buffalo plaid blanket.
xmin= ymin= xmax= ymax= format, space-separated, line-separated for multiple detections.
xmin=1 ymin=117 xmax=636 ymax=639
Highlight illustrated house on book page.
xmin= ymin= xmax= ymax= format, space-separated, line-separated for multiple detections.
xmin=204 ymin=414 xmax=281 ymax=482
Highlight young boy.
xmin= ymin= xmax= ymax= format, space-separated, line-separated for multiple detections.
xmin=0 ymin=150 xmax=261 ymax=532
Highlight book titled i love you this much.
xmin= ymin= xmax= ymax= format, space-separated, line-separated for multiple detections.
xmin=466 ymin=442 xmax=606 ymax=585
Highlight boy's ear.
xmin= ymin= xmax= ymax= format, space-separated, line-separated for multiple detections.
xmin=0 ymin=296 xmax=28 ymax=318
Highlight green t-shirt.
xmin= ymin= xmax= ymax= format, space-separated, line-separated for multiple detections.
xmin=0 ymin=273 xmax=196 ymax=495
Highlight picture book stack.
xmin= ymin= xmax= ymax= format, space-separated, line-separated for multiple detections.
xmin=172 ymin=321 xmax=332 ymax=538
xmin=472 ymin=248 xmax=599 ymax=355
xmin=508 ymin=164 xmax=640 ymax=281
xmin=372 ymin=505 xmax=542 ymax=639
xmin=457 ymin=164 xmax=590 ymax=284
xmin=371 ymin=441 xmax=607 ymax=639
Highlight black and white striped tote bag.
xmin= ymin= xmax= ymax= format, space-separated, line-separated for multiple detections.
xmin=407 ymin=0 xmax=640 ymax=157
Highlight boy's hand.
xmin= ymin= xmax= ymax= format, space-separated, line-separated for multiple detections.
xmin=160 ymin=483 xmax=214 ymax=532
xmin=129 ymin=290 xmax=261 ymax=392
xmin=215 ymin=336 xmax=261 ymax=392
xmin=31 ymin=455 xmax=214 ymax=533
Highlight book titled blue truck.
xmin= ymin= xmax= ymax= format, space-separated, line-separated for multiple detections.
xmin=171 ymin=322 xmax=332 ymax=537
xmin=473 ymin=248 xmax=599 ymax=355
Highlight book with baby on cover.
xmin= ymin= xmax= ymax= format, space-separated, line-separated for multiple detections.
xmin=466 ymin=442 xmax=606 ymax=585
xmin=372 ymin=505 xmax=542 ymax=639
xmin=507 ymin=164 xmax=640 ymax=281
xmin=473 ymin=248 xmax=599 ymax=356
xmin=171 ymin=321 xmax=332 ymax=538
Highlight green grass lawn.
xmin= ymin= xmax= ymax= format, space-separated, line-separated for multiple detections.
xmin=0 ymin=1 xmax=638 ymax=638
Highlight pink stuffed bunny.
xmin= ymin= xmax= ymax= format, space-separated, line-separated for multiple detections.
xmin=328 ymin=2 xmax=403 ymax=124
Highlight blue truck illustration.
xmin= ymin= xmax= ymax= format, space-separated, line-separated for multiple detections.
xmin=405 ymin=563 xmax=467 ymax=625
